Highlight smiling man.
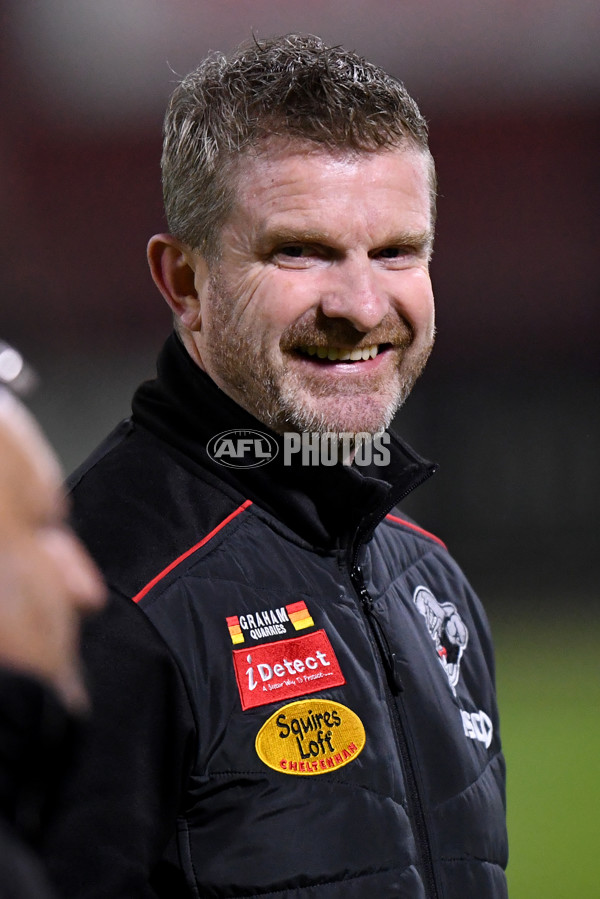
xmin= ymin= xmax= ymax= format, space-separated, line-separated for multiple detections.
xmin=148 ymin=143 xmax=435 ymax=436
xmin=44 ymin=35 xmax=508 ymax=899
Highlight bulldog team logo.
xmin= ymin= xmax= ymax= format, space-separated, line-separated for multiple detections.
xmin=413 ymin=585 xmax=469 ymax=694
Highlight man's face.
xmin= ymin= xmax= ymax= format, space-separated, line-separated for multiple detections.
xmin=190 ymin=143 xmax=435 ymax=434
xmin=0 ymin=394 xmax=105 ymax=711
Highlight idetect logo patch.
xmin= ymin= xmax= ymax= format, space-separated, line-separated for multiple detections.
xmin=232 ymin=630 xmax=345 ymax=710
xmin=256 ymin=699 xmax=366 ymax=776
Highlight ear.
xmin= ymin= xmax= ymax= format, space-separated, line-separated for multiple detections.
xmin=147 ymin=234 xmax=208 ymax=331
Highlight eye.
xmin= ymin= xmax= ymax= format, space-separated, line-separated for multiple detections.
xmin=372 ymin=244 xmax=430 ymax=268
xmin=376 ymin=246 xmax=409 ymax=259
xmin=277 ymin=244 xmax=315 ymax=258
xmin=271 ymin=243 xmax=326 ymax=268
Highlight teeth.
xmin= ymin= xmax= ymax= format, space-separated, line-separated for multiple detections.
xmin=299 ymin=345 xmax=380 ymax=362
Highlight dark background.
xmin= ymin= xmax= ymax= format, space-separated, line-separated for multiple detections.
xmin=1 ymin=3 xmax=598 ymax=889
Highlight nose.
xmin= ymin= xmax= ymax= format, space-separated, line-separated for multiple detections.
xmin=62 ymin=532 xmax=107 ymax=613
xmin=319 ymin=255 xmax=388 ymax=333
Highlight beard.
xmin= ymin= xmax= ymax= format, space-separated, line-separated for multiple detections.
xmin=201 ymin=272 xmax=434 ymax=436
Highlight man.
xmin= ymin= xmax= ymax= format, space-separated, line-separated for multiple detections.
xmin=0 ymin=381 xmax=105 ymax=897
xmin=44 ymin=35 xmax=508 ymax=898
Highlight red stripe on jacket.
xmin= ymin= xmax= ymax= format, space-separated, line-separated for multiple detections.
xmin=132 ymin=500 xmax=253 ymax=603
xmin=385 ymin=513 xmax=447 ymax=550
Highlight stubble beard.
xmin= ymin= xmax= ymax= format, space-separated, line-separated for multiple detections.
xmin=203 ymin=274 xmax=434 ymax=436
xmin=275 ymin=342 xmax=433 ymax=435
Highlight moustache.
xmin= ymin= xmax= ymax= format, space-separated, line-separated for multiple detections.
xmin=280 ymin=311 xmax=413 ymax=352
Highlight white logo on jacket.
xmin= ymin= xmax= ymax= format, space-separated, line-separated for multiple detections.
xmin=413 ymin=585 xmax=469 ymax=695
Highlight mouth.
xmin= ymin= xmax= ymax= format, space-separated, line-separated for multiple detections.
xmin=295 ymin=344 xmax=391 ymax=363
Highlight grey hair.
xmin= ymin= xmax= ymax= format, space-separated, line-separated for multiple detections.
xmin=162 ymin=33 xmax=436 ymax=259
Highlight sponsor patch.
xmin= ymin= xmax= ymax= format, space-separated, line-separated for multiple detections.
xmin=255 ymin=699 xmax=365 ymax=776
xmin=226 ymin=615 xmax=244 ymax=645
xmin=225 ymin=601 xmax=315 ymax=645
xmin=461 ymin=708 xmax=493 ymax=749
xmin=287 ymin=601 xmax=314 ymax=631
xmin=232 ymin=630 xmax=345 ymax=711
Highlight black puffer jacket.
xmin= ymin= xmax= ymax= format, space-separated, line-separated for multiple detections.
xmin=0 ymin=669 xmax=77 ymax=899
xmin=43 ymin=334 xmax=507 ymax=898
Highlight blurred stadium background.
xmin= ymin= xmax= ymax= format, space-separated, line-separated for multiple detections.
xmin=1 ymin=1 xmax=598 ymax=893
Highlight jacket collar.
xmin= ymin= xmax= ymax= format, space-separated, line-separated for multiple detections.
xmin=132 ymin=333 xmax=437 ymax=553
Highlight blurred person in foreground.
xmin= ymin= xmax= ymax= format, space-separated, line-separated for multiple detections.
xmin=43 ymin=35 xmax=508 ymax=898
xmin=0 ymin=383 xmax=105 ymax=898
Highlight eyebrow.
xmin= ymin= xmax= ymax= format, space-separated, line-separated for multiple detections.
xmin=258 ymin=227 xmax=434 ymax=255
xmin=256 ymin=228 xmax=330 ymax=250
xmin=381 ymin=230 xmax=434 ymax=255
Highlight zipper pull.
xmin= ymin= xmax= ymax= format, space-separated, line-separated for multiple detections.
xmin=369 ymin=610 xmax=404 ymax=695
xmin=352 ymin=566 xmax=403 ymax=694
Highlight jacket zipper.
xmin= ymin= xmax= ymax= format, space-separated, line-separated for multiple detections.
xmin=349 ymin=561 xmax=439 ymax=899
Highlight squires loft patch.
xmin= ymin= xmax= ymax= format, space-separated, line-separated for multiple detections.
xmin=226 ymin=600 xmax=314 ymax=645
xmin=232 ymin=630 xmax=345 ymax=710
xmin=256 ymin=699 xmax=365 ymax=776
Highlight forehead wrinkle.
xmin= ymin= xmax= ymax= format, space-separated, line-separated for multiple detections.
xmin=235 ymin=143 xmax=418 ymax=202
xmin=216 ymin=146 xmax=434 ymax=287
